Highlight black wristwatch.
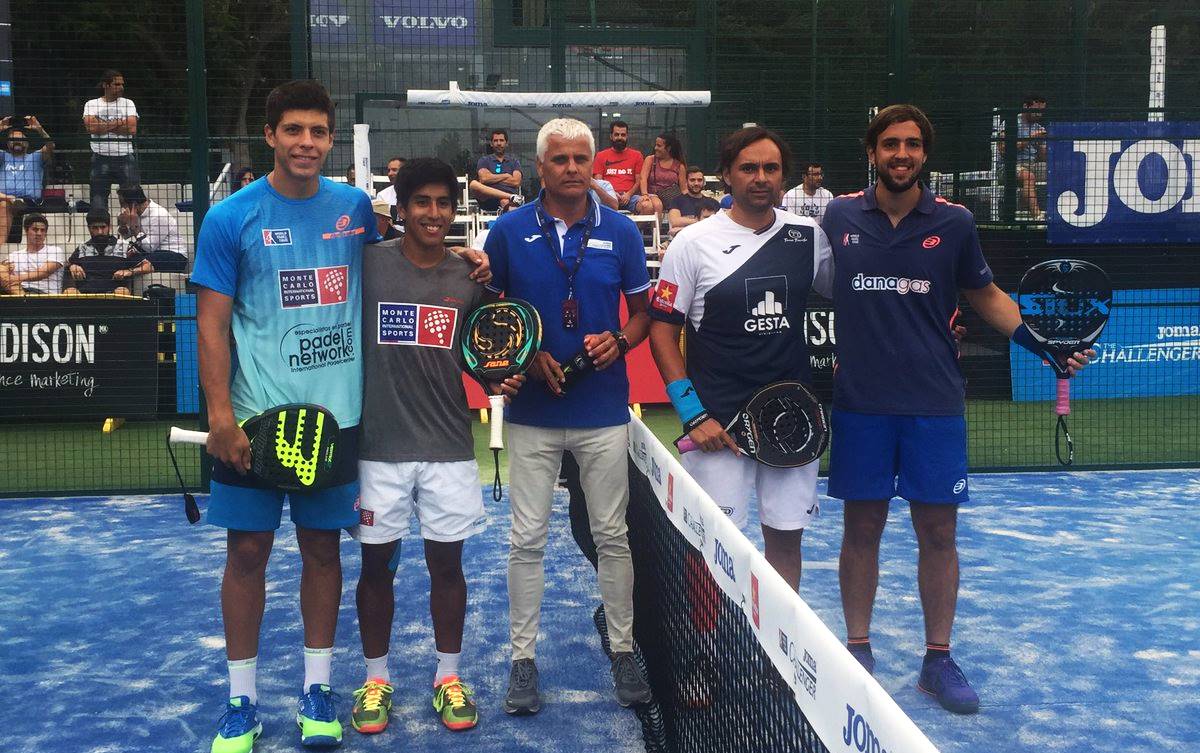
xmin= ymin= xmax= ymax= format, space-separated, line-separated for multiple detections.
xmin=614 ymin=331 xmax=631 ymax=356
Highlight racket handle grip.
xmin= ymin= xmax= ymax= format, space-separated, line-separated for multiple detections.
xmin=676 ymin=437 xmax=698 ymax=454
xmin=1055 ymin=378 xmax=1070 ymax=416
xmin=488 ymin=394 xmax=505 ymax=450
xmin=169 ymin=427 xmax=209 ymax=445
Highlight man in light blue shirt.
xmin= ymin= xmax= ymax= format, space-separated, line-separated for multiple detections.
xmin=192 ymin=79 xmax=379 ymax=753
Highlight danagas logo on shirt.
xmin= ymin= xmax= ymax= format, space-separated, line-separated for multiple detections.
xmin=652 ymin=279 xmax=679 ymax=313
xmin=377 ymin=302 xmax=458 ymax=349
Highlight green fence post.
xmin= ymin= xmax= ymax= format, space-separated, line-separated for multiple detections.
xmin=291 ymin=0 xmax=311 ymax=79
xmin=887 ymin=0 xmax=911 ymax=104
xmin=185 ymin=0 xmax=210 ymax=491
xmin=1002 ymin=108 xmax=1018 ymax=224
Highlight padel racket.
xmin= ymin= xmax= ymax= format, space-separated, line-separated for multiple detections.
xmin=675 ymin=381 xmax=828 ymax=468
xmin=167 ymin=403 xmax=341 ymax=522
xmin=1017 ymin=259 xmax=1112 ymax=466
xmin=461 ymin=299 xmax=543 ymax=499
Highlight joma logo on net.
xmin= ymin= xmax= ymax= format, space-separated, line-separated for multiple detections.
xmin=1057 ymin=139 xmax=1200 ymax=227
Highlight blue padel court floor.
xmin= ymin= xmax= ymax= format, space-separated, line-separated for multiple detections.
xmin=1 ymin=469 xmax=1197 ymax=753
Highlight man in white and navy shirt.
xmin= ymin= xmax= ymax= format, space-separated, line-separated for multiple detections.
xmin=649 ymin=126 xmax=833 ymax=590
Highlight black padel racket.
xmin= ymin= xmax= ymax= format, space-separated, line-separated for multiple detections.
xmin=461 ymin=299 xmax=543 ymax=499
xmin=1017 ymin=259 xmax=1112 ymax=466
xmin=168 ymin=403 xmax=341 ymax=522
xmin=676 ymin=381 xmax=829 ymax=468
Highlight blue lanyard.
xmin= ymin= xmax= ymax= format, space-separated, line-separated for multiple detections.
xmin=534 ymin=202 xmax=593 ymax=300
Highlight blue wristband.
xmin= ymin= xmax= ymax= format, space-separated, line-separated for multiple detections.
xmin=1011 ymin=323 xmax=1046 ymax=359
xmin=666 ymin=378 xmax=707 ymax=427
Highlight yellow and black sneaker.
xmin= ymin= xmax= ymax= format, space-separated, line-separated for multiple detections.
xmin=350 ymin=678 xmax=393 ymax=734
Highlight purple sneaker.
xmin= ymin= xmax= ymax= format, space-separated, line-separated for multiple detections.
xmin=847 ymin=643 xmax=875 ymax=676
xmin=917 ymin=656 xmax=979 ymax=714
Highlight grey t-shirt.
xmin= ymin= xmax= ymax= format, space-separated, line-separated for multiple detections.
xmin=360 ymin=239 xmax=488 ymax=462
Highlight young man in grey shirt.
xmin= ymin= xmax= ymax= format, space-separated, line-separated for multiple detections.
xmin=351 ymin=158 xmax=522 ymax=736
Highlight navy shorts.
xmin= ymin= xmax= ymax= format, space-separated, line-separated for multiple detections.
xmin=207 ymin=425 xmax=361 ymax=532
xmin=827 ymin=410 xmax=969 ymax=505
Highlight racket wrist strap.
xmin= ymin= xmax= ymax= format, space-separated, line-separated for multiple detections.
xmin=1011 ymin=323 xmax=1046 ymax=358
xmin=667 ymin=378 xmax=709 ymax=430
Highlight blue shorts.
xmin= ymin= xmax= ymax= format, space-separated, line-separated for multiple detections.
xmin=624 ymin=194 xmax=643 ymax=211
xmin=207 ymin=426 xmax=361 ymax=532
xmin=827 ymin=410 xmax=969 ymax=505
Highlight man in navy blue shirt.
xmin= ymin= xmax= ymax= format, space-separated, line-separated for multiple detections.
xmin=483 ymin=117 xmax=652 ymax=715
xmin=821 ymin=104 xmax=1092 ymax=715
xmin=469 ymin=129 xmax=523 ymax=211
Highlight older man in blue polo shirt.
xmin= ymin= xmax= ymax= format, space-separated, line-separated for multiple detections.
xmin=821 ymin=104 xmax=1092 ymax=716
xmin=483 ymin=117 xmax=653 ymax=715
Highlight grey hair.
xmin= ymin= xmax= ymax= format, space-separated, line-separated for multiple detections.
xmin=536 ymin=118 xmax=595 ymax=161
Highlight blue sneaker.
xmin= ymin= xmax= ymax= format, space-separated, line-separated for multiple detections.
xmin=212 ymin=696 xmax=262 ymax=753
xmin=847 ymin=643 xmax=875 ymax=676
xmin=296 ymin=684 xmax=343 ymax=747
xmin=917 ymin=656 xmax=980 ymax=714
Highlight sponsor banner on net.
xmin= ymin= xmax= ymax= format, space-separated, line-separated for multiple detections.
xmin=372 ymin=0 xmax=476 ymax=46
xmin=1047 ymin=121 xmax=1200 ymax=245
xmin=624 ymin=413 xmax=939 ymax=753
xmin=1011 ymin=287 xmax=1200 ymax=400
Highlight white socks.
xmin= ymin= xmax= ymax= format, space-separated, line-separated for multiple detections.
xmin=365 ymin=654 xmax=390 ymax=683
xmin=303 ymin=646 xmax=333 ymax=690
xmin=435 ymin=650 xmax=461 ymax=685
xmin=227 ymin=656 xmax=258 ymax=703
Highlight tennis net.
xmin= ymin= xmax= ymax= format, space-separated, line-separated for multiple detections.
xmin=568 ymin=413 xmax=940 ymax=753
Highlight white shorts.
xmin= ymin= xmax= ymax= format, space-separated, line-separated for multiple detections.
xmin=353 ymin=459 xmax=486 ymax=544
xmin=680 ymin=449 xmax=819 ymax=531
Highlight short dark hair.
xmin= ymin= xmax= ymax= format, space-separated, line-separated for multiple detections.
xmin=686 ymin=165 xmax=706 ymax=176
xmin=100 ymin=69 xmax=123 ymax=85
xmin=387 ymin=156 xmax=405 ymax=165
xmin=610 ymin=120 xmax=629 ymax=133
xmin=22 ymin=213 xmax=47 ymax=230
xmin=490 ymin=129 xmax=508 ymax=140
xmin=86 ymin=208 xmax=111 ymax=226
xmin=395 ymin=158 xmax=460 ymax=211
xmin=864 ymin=104 xmax=934 ymax=154
xmin=1022 ymin=94 xmax=1046 ymax=107
xmin=717 ymin=127 xmax=793 ymax=182
xmin=118 ymin=185 xmax=147 ymax=204
xmin=804 ymin=161 xmax=823 ymax=172
xmin=265 ymin=79 xmax=335 ymax=130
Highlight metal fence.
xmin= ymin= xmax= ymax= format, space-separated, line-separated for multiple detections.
xmin=1 ymin=0 xmax=1197 ymax=496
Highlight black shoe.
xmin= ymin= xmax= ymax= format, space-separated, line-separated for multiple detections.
xmin=611 ymin=652 xmax=652 ymax=707
xmin=504 ymin=658 xmax=541 ymax=715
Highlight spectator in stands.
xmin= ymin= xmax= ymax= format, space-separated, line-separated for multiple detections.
xmin=375 ymin=156 xmax=405 ymax=208
xmin=0 ymin=115 xmax=54 ymax=243
xmin=83 ymin=70 xmax=139 ymax=210
xmin=117 ymin=186 xmax=188 ymax=272
xmin=346 ymin=164 xmax=357 ymax=186
xmin=372 ymin=196 xmax=402 ymax=240
xmin=1016 ymin=94 xmax=1047 ymax=220
xmin=594 ymin=121 xmax=644 ymax=211
xmin=781 ymin=161 xmax=834 ymax=222
xmin=232 ymin=166 xmax=256 ymax=193
xmin=590 ymin=177 xmax=620 ymax=210
xmin=667 ymin=165 xmax=720 ymax=236
xmin=0 ymin=213 xmax=66 ymax=294
xmin=469 ymin=129 xmax=523 ymax=212
xmin=63 ymin=208 xmax=150 ymax=295
xmin=636 ymin=132 xmax=687 ymax=216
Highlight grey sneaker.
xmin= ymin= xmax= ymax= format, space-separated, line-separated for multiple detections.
xmin=504 ymin=658 xmax=541 ymax=715
xmin=611 ymin=652 xmax=652 ymax=707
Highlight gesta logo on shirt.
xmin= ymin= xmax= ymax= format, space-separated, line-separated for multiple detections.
xmin=279 ymin=266 xmax=349 ymax=308
xmin=377 ymin=302 xmax=458 ymax=349
xmin=743 ymin=275 xmax=791 ymax=334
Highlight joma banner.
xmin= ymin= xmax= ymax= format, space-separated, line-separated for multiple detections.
xmin=1048 ymin=121 xmax=1200 ymax=244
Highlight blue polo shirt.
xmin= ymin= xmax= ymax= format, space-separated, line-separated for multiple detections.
xmin=476 ymin=154 xmax=522 ymax=196
xmin=820 ymin=184 xmax=993 ymax=416
xmin=484 ymin=193 xmax=651 ymax=428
